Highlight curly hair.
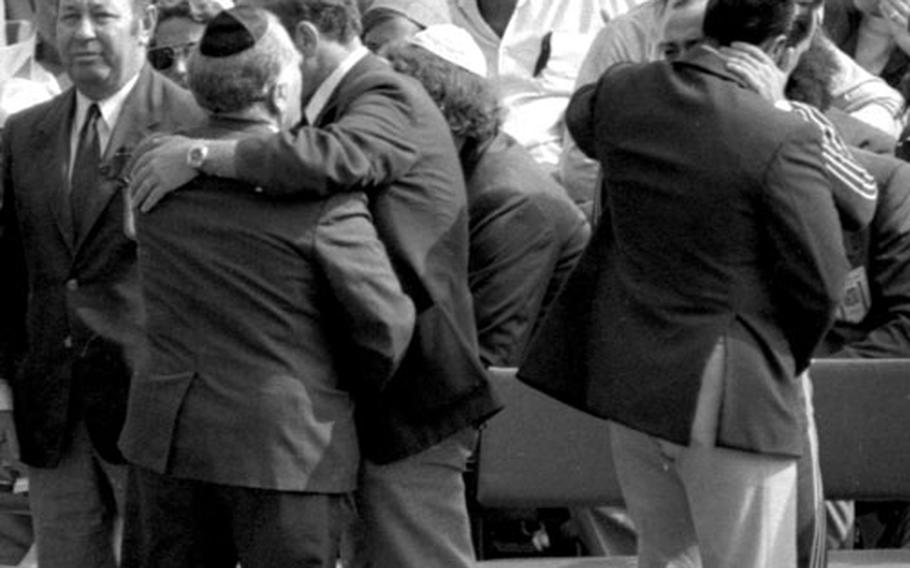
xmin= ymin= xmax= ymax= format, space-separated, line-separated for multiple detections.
xmin=785 ymin=33 xmax=836 ymax=111
xmin=384 ymin=42 xmax=500 ymax=144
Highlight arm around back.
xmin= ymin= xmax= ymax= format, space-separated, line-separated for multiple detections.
xmin=314 ymin=192 xmax=416 ymax=392
xmin=235 ymin=73 xmax=421 ymax=197
xmin=762 ymin=121 xmax=851 ymax=370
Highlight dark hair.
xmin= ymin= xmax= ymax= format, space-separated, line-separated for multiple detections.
xmin=253 ymin=0 xmax=361 ymax=41
xmin=784 ymin=33 xmax=836 ymax=110
xmin=384 ymin=42 xmax=500 ymax=144
xmin=703 ymin=0 xmax=797 ymax=47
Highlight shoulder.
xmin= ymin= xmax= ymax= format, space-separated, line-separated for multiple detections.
xmin=343 ymin=55 xmax=429 ymax=105
xmin=147 ymin=69 xmax=204 ymax=122
xmin=3 ymin=90 xmax=65 ymax=136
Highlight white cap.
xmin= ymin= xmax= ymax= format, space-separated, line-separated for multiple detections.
xmin=410 ymin=24 xmax=487 ymax=77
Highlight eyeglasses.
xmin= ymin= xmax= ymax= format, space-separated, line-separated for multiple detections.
xmin=147 ymin=42 xmax=196 ymax=71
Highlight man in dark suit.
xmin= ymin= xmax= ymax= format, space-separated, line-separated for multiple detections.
xmin=125 ymin=1 xmax=501 ymax=566
xmin=117 ymin=7 xmax=415 ymax=566
xmin=382 ymin=25 xmax=590 ymax=368
xmin=0 ymin=0 xmax=202 ymax=564
xmin=519 ymin=0 xmax=849 ymax=564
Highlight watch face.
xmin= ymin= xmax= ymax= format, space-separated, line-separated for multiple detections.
xmin=188 ymin=146 xmax=207 ymax=168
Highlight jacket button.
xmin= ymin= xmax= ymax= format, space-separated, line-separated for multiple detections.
xmin=66 ymin=279 xmax=78 ymax=291
xmin=63 ymin=336 xmax=73 ymax=349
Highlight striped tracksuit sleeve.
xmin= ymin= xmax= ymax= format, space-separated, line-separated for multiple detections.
xmin=790 ymin=101 xmax=878 ymax=231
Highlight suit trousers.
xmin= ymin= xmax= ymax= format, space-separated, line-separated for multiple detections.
xmin=610 ymin=340 xmax=799 ymax=568
xmin=27 ymin=419 xmax=125 ymax=568
xmin=121 ymin=466 xmax=351 ymax=568
xmin=343 ymin=427 xmax=478 ymax=568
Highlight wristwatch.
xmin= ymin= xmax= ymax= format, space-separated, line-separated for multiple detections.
xmin=186 ymin=143 xmax=209 ymax=170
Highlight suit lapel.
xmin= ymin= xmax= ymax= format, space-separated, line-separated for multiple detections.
xmin=33 ymin=90 xmax=77 ymax=254
xmin=74 ymin=66 xmax=159 ymax=252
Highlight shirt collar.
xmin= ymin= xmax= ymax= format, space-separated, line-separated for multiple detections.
xmin=304 ymin=46 xmax=369 ymax=125
xmin=73 ymin=71 xmax=141 ymax=144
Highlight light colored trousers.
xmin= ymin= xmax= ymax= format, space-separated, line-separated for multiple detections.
xmin=611 ymin=341 xmax=799 ymax=568
xmin=343 ymin=427 xmax=478 ymax=568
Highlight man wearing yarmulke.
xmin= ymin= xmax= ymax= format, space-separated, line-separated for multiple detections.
xmin=119 ymin=6 xmax=415 ymax=567
xmin=125 ymin=1 xmax=500 ymax=567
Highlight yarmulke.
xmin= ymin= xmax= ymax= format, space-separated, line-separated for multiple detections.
xmin=199 ymin=6 xmax=269 ymax=57
xmin=410 ymin=24 xmax=487 ymax=77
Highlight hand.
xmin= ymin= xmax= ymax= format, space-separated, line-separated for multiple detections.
xmin=128 ymin=134 xmax=198 ymax=213
xmin=0 ymin=411 xmax=21 ymax=473
xmin=719 ymin=41 xmax=790 ymax=103
xmin=881 ymin=0 xmax=910 ymax=54
xmin=881 ymin=0 xmax=910 ymax=28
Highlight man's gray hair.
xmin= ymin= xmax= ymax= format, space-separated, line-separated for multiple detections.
xmin=187 ymin=10 xmax=300 ymax=114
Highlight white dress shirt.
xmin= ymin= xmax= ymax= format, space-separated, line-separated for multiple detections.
xmin=69 ymin=72 xmax=140 ymax=179
xmin=448 ymin=0 xmax=645 ymax=173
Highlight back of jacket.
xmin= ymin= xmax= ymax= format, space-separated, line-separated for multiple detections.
xmin=520 ymin=46 xmax=848 ymax=457
xmin=121 ymin=119 xmax=414 ymax=490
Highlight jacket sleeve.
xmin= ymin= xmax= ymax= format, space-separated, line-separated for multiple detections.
xmin=763 ymin=122 xmax=850 ymax=372
xmin=836 ymin=159 xmax=910 ymax=357
xmin=314 ymin=192 xmax=415 ymax=391
xmin=789 ymin=101 xmax=877 ymax=231
xmin=0 ymin=126 xmax=27 ymax=395
xmin=234 ymin=76 xmax=420 ymax=198
xmin=469 ymin=189 xmax=563 ymax=367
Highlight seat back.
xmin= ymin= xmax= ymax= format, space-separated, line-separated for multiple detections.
xmin=476 ymin=366 xmax=621 ymax=508
xmin=811 ymin=358 xmax=910 ymax=501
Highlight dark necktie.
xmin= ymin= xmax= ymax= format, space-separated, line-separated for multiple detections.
xmin=70 ymin=103 xmax=101 ymax=241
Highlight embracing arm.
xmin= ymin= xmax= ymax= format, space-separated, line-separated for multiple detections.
xmin=763 ymin=124 xmax=850 ymax=371
xmin=720 ymin=43 xmax=879 ymax=230
xmin=314 ymin=193 xmax=416 ymax=391
xmin=130 ymin=76 xmax=421 ymax=211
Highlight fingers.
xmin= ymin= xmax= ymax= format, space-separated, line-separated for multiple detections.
xmin=132 ymin=175 xmax=155 ymax=213
xmin=125 ymin=134 xmax=167 ymax=178
xmin=881 ymin=0 xmax=910 ymax=26
xmin=140 ymin=185 xmax=167 ymax=214
xmin=727 ymin=41 xmax=777 ymax=64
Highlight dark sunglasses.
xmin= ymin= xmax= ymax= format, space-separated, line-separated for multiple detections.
xmin=147 ymin=42 xmax=196 ymax=71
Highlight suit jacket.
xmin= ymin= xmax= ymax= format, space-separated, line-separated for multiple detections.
xmin=820 ymin=149 xmax=910 ymax=358
xmin=120 ymin=118 xmax=415 ymax=490
xmin=0 ymin=66 xmax=202 ymax=467
xmin=461 ymin=133 xmax=590 ymax=367
xmin=519 ymin=46 xmax=849 ymax=457
xmin=232 ymin=53 xmax=502 ymax=463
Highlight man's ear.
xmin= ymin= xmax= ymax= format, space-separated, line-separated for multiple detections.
xmin=763 ymin=34 xmax=789 ymax=66
xmin=294 ymin=21 xmax=319 ymax=58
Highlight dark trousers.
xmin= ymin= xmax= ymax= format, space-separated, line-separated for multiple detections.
xmin=122 ymin=466 xmax=351 ymax=568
